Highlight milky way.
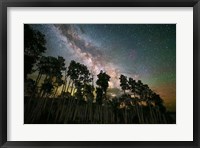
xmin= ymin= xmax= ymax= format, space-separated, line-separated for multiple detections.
xmin=31 ymin=24 xmax=176 ymax=111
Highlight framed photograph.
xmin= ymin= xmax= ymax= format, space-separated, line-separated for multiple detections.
xmin=1 ymin=0 xmax=200 ymax=147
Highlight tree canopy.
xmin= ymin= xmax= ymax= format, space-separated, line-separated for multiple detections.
xmin=24 ymin=24 xmax=47 ymax=79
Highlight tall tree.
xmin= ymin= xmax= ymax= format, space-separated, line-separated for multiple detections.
xmin=40 ymin=79 xmax=54 ymax=98
xmin=24 ymin=78 xmax=36 ymax=97
xmin=83 ymin=84 xmax=94 ymax=102
xmin=36 ymin=56 xmax=65 ymax=97
xmin=66 ymin=60 xmax=79 ymax=93
xmin=74 ymin=80 xmax=84 ymax=100
xmin=96 ymin=70 xmax=111 ymax=101
xmin=128 ymin=77 xmax=136 ymax=97
xmin=24 ymin=24 xmax=47 ymax=79
xmin=136 ymin=80 xmax=143 ymax=99
xmin=142 ymin=84 xmax=149 ymax=99
xmin=119 ymin=75 xmax=129 ymax=94
xmin=53 ymin=76 xmax=64 ymax=98
xmin=95 ymin=87 xmax=103 ymax=105
xmin=67 ymin=60 xmax=92 ymax=97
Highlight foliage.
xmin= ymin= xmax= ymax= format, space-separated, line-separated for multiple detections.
xmin=24 ymin=24 xmax=47 ymax=79
xmin=119 ymin=74 xmax=129 ymax=94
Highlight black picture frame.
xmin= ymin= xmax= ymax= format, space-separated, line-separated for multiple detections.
xmin=0 ymin=0 xmax=200 ymax=147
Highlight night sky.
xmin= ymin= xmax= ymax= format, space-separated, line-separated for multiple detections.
xmin=31 ymin=24 xmax=176 ymax=112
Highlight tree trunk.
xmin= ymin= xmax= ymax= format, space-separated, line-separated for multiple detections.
xmin=35 ymin=72 xmax=42 ymax=87
xmin=27 ymin=72 xmax=42 ymax=110
xmin=66 ymin=79 xmax=72 ymax=93
xmin=47 ymin=85 xmax=59 ymax=121
xmin=70 ymin=82 xmax=74 ymax=95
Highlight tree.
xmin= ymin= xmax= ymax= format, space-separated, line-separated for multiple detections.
xmin=38 ymin=56 xmax=65 ymax=80
xmin=95 ymin=87 xmax=103 ymax=105
xmin=40 ymin=79 xmax=54 ymax=98
xmin=119 ymin=75 xmax=129 ymax=94
xmin=24 ymin=24 xmax=47 ymax=79
xmin=141 ymin=84 xmax=149 ymax=99
xmin=34 ymin=56 xmax=65 ymax=99
xmin=24 ymin=78 xmax=36 ymax=97
xmin=66 ymin=60 xmax=92 ymax=97
xmin=47 ymin=76 xmax=64 ymax=121
xmin=74 ymin=80 xmax=84 ymax=100
xmin=51 ymin=56 xmax=65 ymax=95
xmin=136 ymin=80 xmax=143 ymax=99
xmin=151 ymin=93 xmax=163 ymax=106
xmin=96 ymin=70 xmax=111 ymax=96
xmin=53 ymin=76 xmax=64 ymax=98
xmin=128 ymin=77 xmax=136 ymax=97
xmin=66 ymin=60 xmax=79 ymax=93
xmin=83 ymin=84 xmax=94 ymax=102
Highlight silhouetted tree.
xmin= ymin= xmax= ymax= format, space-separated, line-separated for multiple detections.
xmin=53 ymin=76 xmax=64 ymax=98
xmin=96 ymin=87 xmax=103 ymax=105
xmin=74 ymin=80 xmax=84 ymax=100
xmin=141 ymin=84 xmax=149 ymax=99
xmin=66 ymin=60 xmax=92 ymax=97
xmin=119 ymin=75 xmax=129 ymax=94
xmin=77 ymin=63 xmax=93 ymax=96
xmin=24 ymin=24 xmax=47 ymax=79
xmin=128 ymin=77 xmax=136 ymax=97
xmin=66 ymin=60 xmax=79 ymax=93
xmin=151 ymin=93 xmax=163 ymax=106
xmin=96 ymin=70 xmax=111 ymax=97
xmin=83 ymin=84 xmax=94 ymax=102
xmin=24 ymin=78 xmax=36 ymax=97
xmin=40 ymin=80 xmax=54 ymax=98
xmin=136 ymin=80 xmax=143 ymax=99
xmin=34 ymin=56 xmax=65 ymax=99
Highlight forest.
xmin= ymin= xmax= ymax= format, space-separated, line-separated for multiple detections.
xmin=24 ymin=24 xmax=175 ymax=124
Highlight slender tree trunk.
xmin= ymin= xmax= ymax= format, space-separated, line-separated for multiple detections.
xmin=73 ymin=88 xmax=76 ymax=96
xmin=148 ymin=104 xmax=154 ymax=123
xmin=42 ymin=93 xmax=50 ymax=111
xmin=53 ymin=86 xmax=59 ymax=98
xmin=66 ymin=79 xmax=72 ymax=93
xmin=61 ymin=83 xmax=65 ymax=95
xmin=27 ymin=72 xmax=42 ymax=111
xmin=47 ymin=86 xmax=59 ymax=121
xmin=61 ymin=77 xmax=68 ymax=95
xmin=70 ymin=82 xmax=74 ymax=95
xmin=61 ymin=68 xmax=67 ymax=94
xmin=35 ymin=72 xmax=42 ymax=87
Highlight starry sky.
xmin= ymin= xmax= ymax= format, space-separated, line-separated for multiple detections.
xmin=30 ymin=24 xmax=176 ymax=112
